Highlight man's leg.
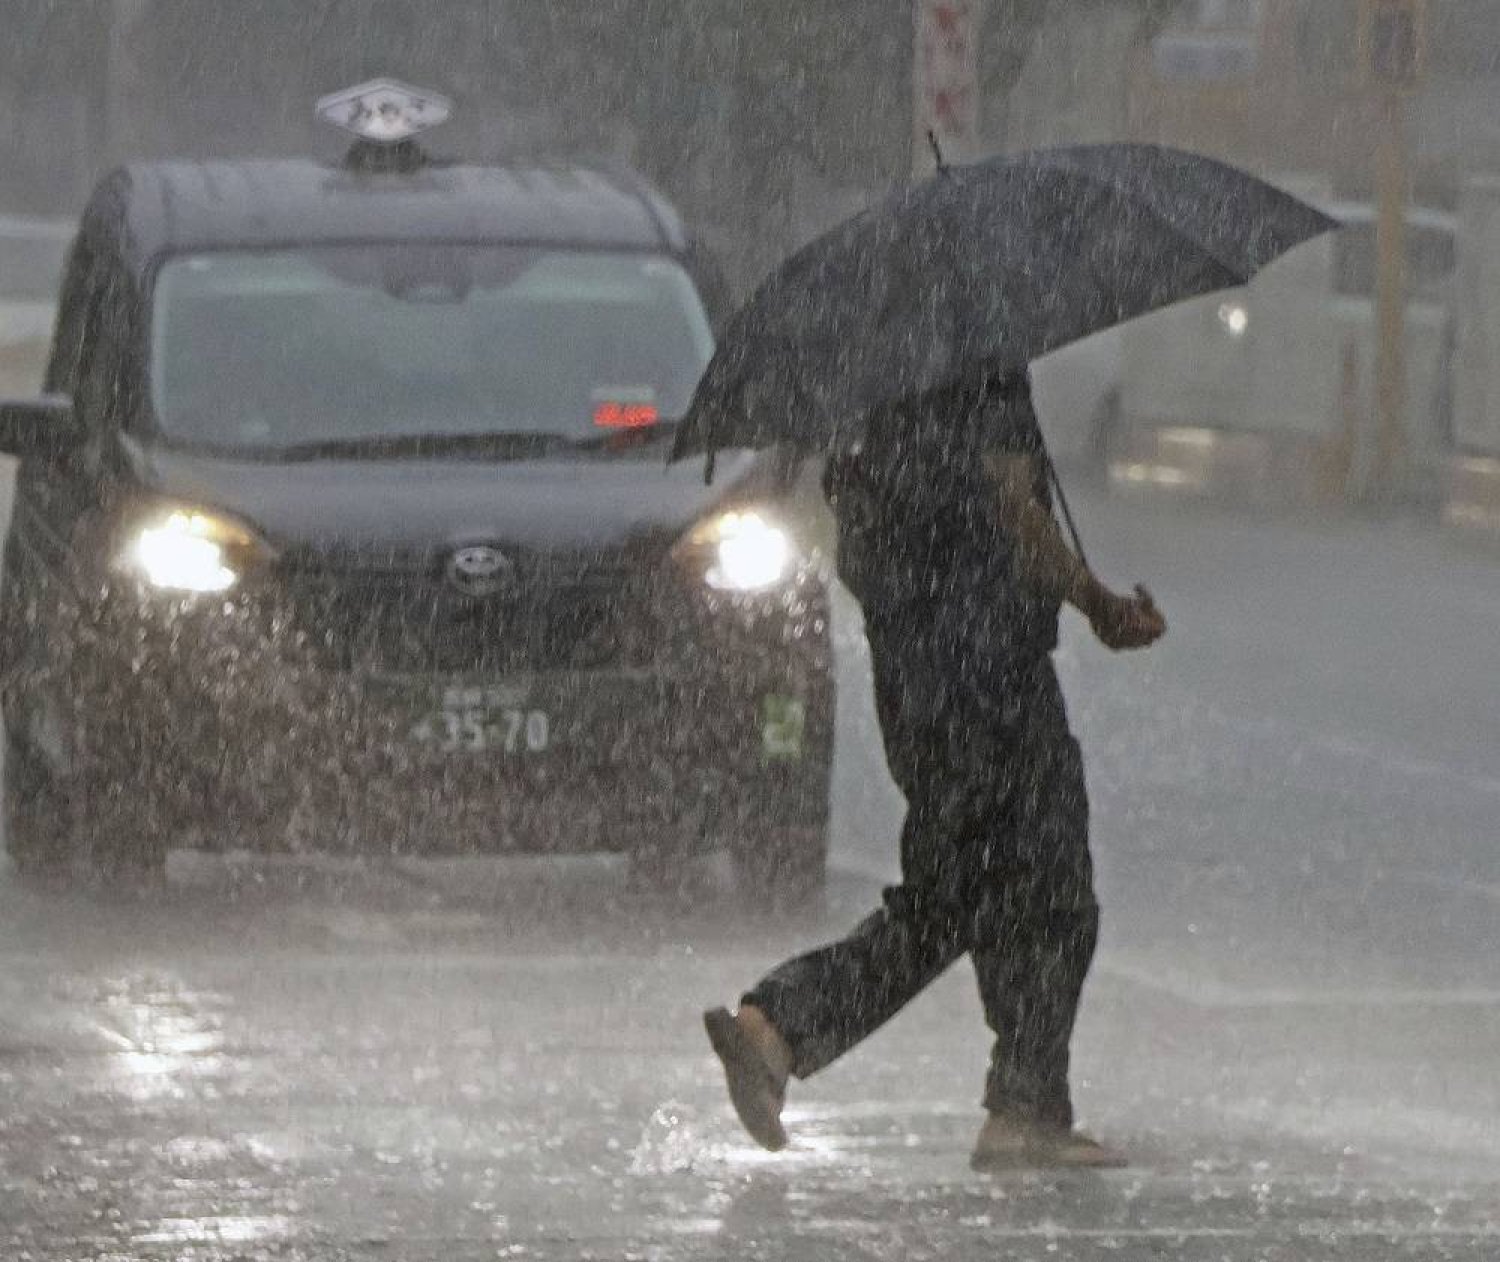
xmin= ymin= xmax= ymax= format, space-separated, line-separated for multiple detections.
xmin=969 ymin=891 xmax=1115 ymax=1169
xmin=971 ymin=663 xmax=1097 ymax=1119
xmin=706 ymin=783 xmax=972 ymax=1151
xmin=741 ymin=785 xmax=974 ymax=1080
xmin=972 ymin=891 xmax=1099 ymax=1129
xmin=967 ymin=690 xmax=1119 ymax=1166
xmin=971 ymin=738 xmax=1097 ymax=1125
xmin=708 ymin=648 xmax=983 ymax=1149
xmin=966 ymin=729 xmax=1122 ymax=1164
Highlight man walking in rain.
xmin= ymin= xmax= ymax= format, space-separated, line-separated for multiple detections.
xmin=705 ymin=370 xmax=1166 ymax=1169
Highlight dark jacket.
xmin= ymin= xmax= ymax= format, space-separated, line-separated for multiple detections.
xmin=825 ymin=375 xmax=1061 ymax=727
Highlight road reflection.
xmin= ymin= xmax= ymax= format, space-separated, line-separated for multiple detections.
xmin=93 ymin=974 xmax=229 ymax=1101
xmin=135 ymin=1214 xmax=293 ymax=1246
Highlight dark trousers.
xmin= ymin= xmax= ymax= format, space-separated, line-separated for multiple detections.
xmin=744 ymin=651 xmax=1098 ymax=1127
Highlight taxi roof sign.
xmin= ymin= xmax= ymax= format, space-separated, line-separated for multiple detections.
xmin=315 ymin=79 xmax=453 ymax=144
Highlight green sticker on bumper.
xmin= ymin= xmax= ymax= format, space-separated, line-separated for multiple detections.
xmin=761 ymin=695 xmax=806 ymax=761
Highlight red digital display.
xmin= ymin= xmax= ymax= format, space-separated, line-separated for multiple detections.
xmin=593 ymin=402 xmax=660 ymax=429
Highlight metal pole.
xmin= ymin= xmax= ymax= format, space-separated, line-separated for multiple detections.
xmin=1359 ymin=0 xmax=1425 ymax=503
xmin=105 ymin=0 xmax=150 ymax=164
xmin=1370 ymin=90 xmax=1408 ymax=502
xmin=913 ymin=0 xmax=982 ymax=179
xmin=911 ymin=0 xmax=926 ymax=179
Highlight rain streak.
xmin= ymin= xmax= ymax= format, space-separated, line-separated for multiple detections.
xmin=0 ymin=4 xmax=1496 ymax=1260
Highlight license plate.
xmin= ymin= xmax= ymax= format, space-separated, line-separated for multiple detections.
xmin=409 ymin=683 xmax=551 ymax=756
xmin=761 ymin=694 xmax=807 ymax=762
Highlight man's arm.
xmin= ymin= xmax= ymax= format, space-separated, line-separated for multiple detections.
xmin=982 ymin=451 xmax=1166 ymax=651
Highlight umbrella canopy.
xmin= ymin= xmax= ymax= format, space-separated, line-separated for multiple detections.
xmin=672 ymin=144 xmax=1339 ymax=465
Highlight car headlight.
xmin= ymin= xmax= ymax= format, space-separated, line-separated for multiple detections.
xmin=1217 ymin=301 xmax=1249 ymax=337
xmin=124 ymin=507 xmax=265 ymax=594
xmin=686 ymin=509 xmax=795 ymax=593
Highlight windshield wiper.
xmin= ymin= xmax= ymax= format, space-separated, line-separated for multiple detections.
xmin=261 ymin=431 xmax=582 ymax=462
xmin=211 ymin=422 xmax=683 ymax=462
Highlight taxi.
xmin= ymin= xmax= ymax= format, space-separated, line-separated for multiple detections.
xmin=0 ymin=82 xmax=832 ymax=897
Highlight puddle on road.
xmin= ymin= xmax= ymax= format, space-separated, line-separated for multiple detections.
xmin=88 ymin=972 xmax=231 ymax=1101
xmin=134 ymin=1214 xmax=294 ymax=1246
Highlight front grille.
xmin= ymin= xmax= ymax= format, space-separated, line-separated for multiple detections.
xmin=276 ymin=563 xmax=649 ymax=675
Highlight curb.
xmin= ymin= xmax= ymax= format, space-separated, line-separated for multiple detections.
xmin=1443 ymin=454 xmax=1500 ymax=537
xmin=1105 ymin=425 xmax=1488 ymax=536
xmin=1104 ymin=425 xmax=1330 ymax=508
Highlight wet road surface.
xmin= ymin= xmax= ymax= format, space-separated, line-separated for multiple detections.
xmin=2 ymin=483 xmax=1498 ymax=1259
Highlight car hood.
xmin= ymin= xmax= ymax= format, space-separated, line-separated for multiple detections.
xmin=123 ymin=440 xmax=765 ymax=564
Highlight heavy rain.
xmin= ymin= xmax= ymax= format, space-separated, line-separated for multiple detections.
xmin=0 ymin=3 xmax=1496 ymax=1259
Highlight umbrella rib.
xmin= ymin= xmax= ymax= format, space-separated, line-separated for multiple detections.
xmin=1034 ymin=148 xmax=1280 ymax=280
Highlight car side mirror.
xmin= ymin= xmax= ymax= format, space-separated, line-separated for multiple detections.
xmin=0 ymin=395 xmax=79 ymax=459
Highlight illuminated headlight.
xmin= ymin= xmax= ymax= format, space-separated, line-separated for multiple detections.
xmin=691 ymin=510 xmax=795 ymax=593
xmin=1217 ymin=301 xmax=1249 ymax=337
xmin=124 ymin=509 xmax=262 ymax=594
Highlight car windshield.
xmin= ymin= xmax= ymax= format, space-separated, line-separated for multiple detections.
xmin=148 ymin=244 xmax=715 ymax=456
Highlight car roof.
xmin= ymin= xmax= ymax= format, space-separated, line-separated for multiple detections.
xmin=86 ymin=156 xmax=689 ymax=274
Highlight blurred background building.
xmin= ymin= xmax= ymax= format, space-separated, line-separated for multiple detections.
xmin=0 ymin=0 xmax=1497 ymax=505
xmin=3 ymin=2 xmax=1497 ymax=277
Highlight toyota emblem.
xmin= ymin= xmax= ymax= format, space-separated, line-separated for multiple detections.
xmin=446 ymin=545 xmax=516 ymax=598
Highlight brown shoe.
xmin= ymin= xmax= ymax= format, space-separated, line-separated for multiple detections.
xmin=703 ymin=1006 xmax=793 ymax=1152
xmin=968 ymin=1110 xmax=1032 ymax=1169
xmin=970 ymin=1113 xmax=1128 ymax=1171
xmin=1027 ymin=1129 xmax=1129 ymax=1169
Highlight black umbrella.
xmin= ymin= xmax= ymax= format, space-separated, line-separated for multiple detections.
xmin=671 ymin=143 xmax=1338 ymax=469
